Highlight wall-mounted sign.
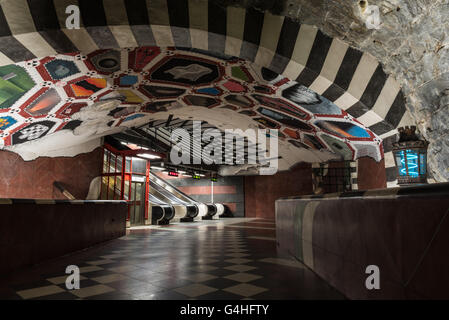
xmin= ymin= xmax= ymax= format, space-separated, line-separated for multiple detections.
xmin=168 ymin=171 xmax=179 ymax=177
xmin=132 ymin=175 xmax=145 ymax=182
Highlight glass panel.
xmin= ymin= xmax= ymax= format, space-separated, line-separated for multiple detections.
xmin=135 ymin=205 xmax=141 ymax=218
xmin=405 ymin=149 xmax=419 ymax=177
xmin=108 ymin=177 xmax=114 ymax=199
xmin=101 ymin=176 xmax=108 ymax=200
xmin=132 ymin=157 xmax=146 ymax=174
xmin=394 ymin=151 xmax=407 ymax=176
xmin=117 ymin=156 xmax=123 ymax=173
xmin=125 ymin=158 xmax=131 ymax=172
xmin=110 ymin=153 xmax=117 ymax=173
xmin=419 ymin=153 xmax=426 ymax=175
xmin=115 ymin=176 xmax=122 ymax=199
xmin=130 ymin=182 xmax=136 ymax=201
xmin=135 ymin=183 xmax=142 ymax=201
xmin=124 ymin=180 xmax=130 ymax=200
xmin=103 ymin=150 xmax=109 ymax=173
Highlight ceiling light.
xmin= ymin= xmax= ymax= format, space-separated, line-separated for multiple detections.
xmin=139 ymin=153 xmax=161 ymax=160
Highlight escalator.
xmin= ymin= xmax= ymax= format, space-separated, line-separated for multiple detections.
xmin=149 ymin=172 xmax=226 ymax=221
xmin=147 ymin=192 xmax=175 ymax=225
xmin=148 ymin=179 xmax=198 ymax=223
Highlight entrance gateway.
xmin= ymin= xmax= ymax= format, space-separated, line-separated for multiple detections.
xmin=100 ymin=142 xmax=154 ymax=227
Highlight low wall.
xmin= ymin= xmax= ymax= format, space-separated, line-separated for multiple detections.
xmin=276 ymin=183 xmax=449 ymax=299
xmin=0 ymin=199 xmax=127 ymax=275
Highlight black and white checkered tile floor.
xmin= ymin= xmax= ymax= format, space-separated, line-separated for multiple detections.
xmin=0 ymin=218 xmax=344 ymax=300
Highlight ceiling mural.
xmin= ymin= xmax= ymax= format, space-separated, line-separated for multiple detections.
xmin=0 ymin=47 xmax=383 ymax=166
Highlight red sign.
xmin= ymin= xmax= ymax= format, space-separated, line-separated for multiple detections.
xmin=168 ymin=171 xmax=179 ymax=177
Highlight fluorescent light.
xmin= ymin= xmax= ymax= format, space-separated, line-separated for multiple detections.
xmin=178 ymin=170 xmax=187 ymax=174
xmin=139 ymin=153 xmax=161 ymax=160
xmin=151 ymin=166 xmax=165 ymax=171
xmin=198 ymin=173 xmax=206 ymax=177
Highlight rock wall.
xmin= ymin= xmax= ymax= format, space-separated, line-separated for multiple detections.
xmin=216 ymin=0 xmax=449 ymax=181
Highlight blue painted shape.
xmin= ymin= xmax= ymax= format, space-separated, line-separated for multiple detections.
xmin=120 ymin=75 xmax=138 ymax=86
xmin=45 ymin=59 xmax=80 ymax=80
xmin=0 ymin=115 xmax=17 ymax=130
xmin=123 ymin=113 xmax=145 ymax=122
xmin=346 ymin=125 xmax=371 ymax=138
xmin=197 ymin=87 xmax=220 ymax=95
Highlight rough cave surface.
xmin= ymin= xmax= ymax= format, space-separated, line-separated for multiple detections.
xmin=214 ymin=0 xmax=449 ymax=181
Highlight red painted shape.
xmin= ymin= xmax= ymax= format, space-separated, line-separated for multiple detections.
xmin=177 ymin=185 xmax=237 ymax=195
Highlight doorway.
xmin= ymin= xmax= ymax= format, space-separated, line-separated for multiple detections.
xmin=129 ymin=181 xmax=145 ymax=226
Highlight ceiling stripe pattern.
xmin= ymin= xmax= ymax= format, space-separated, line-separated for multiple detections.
xmin=0 ymin=0 xmax=415 ymax=182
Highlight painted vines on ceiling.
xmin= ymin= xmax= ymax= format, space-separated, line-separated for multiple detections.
xmin=0 ymin=47 xmax=383 ymax=162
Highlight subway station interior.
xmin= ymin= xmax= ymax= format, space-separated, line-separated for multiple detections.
xmin=0 ymin=0 xmax=448 ymax=302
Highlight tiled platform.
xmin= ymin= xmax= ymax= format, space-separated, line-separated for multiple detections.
xmin=0 ymin=218 xmax=344 ymax=300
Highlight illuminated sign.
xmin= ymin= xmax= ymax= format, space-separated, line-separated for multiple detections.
xmin=168 ymin=171 xmax=179 ymax=177
xmin=211 ymin=177 xmax=218 ymax=182
xmin=395 ymin=149 xmax=422 ymax=178
xmin=192 ymin=175 xmax=201 ymax=180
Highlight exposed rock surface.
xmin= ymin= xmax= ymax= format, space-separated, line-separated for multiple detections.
xmin=214 ymin=0 xmax=449 ymax=181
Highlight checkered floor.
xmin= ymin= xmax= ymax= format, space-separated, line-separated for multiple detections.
xmin=0 ymin=218 xmax=344 ymax=300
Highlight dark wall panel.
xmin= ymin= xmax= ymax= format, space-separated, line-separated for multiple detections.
xmin=0 ymin=201 xmax=127 ymax=274
xmin=244 ymin=163 xmax=313 ymax=219
xmin=357 ymin=157 xmax=387 ymax=190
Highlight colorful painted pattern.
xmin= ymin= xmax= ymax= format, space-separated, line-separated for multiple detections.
xmin=0 ymin=48 xmax=382 ymax=161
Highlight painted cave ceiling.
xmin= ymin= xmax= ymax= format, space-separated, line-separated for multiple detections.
xmin=0 ymin=47 xmax=383 ymax=171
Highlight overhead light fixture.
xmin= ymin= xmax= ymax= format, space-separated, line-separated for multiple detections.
xmin=178 ymin=170 xmax=187 ymax=174
xmin=151 ymin=166 xmax=165 ymax=171
xmin=131 ymin=157 xmax=146 ymax=162
xmin=138 ymin=153 xmax=161 ymax=160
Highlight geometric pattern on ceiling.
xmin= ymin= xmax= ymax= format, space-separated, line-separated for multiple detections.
xmin=0 ymin=0 xmax=413 ymax=181
xmin=0 ymin=47 xmax=383 ymax=162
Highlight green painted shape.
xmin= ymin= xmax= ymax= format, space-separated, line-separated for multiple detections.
xmin=0 ymin=65 xmax=35 ymax=109
xmin=293 ymin=202 xmax=308 ymax=262
xmin=231 ymin=66 xmax=249 ymax=82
